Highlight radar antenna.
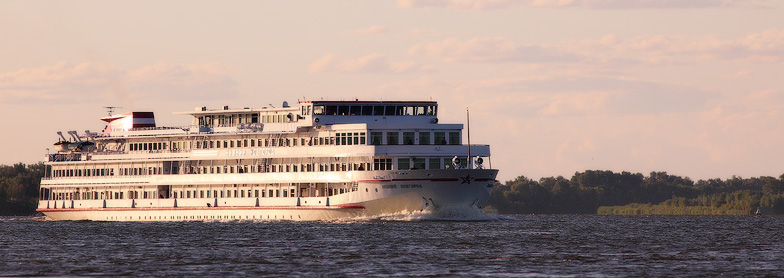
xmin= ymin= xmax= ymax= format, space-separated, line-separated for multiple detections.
xmin=103 ymin=106 xmax=122 ymax=116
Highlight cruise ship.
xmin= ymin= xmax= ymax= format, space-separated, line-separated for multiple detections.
xmin=37 ymin=100 xmax=498 ymax=221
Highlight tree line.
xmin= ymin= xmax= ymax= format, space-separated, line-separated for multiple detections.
xmin=0 ymin=163 xmax=44 ymax=215
xmin=2 ymin=163 xmax=783 ymax=215
xmin=486 ymin=170 xmax=784 ymax=215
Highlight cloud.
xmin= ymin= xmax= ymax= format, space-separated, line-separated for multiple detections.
xmin=397 ymin=0 xmax=520 ymax=10
xmin=375 ymin=75 xmax=714 ymax=117
xmin=569 ymin=30 xmax=784 ymax=63
xmin=397 ymin=0 xmax=771 ymax=10
xmin=409 ymin=30 xmax=784 ymax=67
xmin=409 ymin=37 xmax=581 ymax=63
xmin=343 ymin=25 xmax=390 ymax=35
xmin=468 ymin=76 xmax=715 ymax=116
xmin=126 ymin=62 xmax=238 ymax=100
xmin=308 ymin=53 xmax=434 ymax=74
xmin=0 ymin=62 xmax=238 ymax=104
xmin=0 ymin=62 xmax=123 ymax=102
xmin=408 ymin=28 xmax=441 ymax=37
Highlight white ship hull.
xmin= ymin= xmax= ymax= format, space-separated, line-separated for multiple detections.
xmin=38 ymin=169 xmax=497 ymax=221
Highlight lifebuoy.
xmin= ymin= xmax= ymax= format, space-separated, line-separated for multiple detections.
xmin=314 ymin=117 xmax=320 ymax=123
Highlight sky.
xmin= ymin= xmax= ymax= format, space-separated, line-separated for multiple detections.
xmin=1 ymin=0 xmax=783 ymax=182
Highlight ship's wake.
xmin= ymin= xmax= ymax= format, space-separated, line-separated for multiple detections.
xmin=336 ymin=206 xmax=516 ymax=222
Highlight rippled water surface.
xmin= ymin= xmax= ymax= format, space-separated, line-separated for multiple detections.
xmin=2 ymin=212 xmax=782 ymax=277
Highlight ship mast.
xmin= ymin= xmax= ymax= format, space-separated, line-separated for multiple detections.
xmin=466 ymin=107 xmax=471 ymax=169
xmin=103 ymin=106 xmax=122 ymax=116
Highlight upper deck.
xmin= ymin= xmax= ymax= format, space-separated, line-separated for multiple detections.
xmin=175 ymin=100 xmax=440 ymax=133
xmin=46 ymin=100 xmax=482 ymax=164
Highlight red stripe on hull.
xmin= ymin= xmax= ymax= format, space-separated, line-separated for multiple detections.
xmin=357 ymin=178 xmax=459 ymax=183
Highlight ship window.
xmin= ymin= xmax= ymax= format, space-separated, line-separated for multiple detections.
xmin=403 ymin=132 xmax=415 ymax=145
xmin=362 ymin=106 xmax=373 ymax=115
xmin=403 ymin=106 xmax=414 ymax=116
xmin=387 ymin=132 xmax=399 ymax=145
xmin=416 ymin=106 xmax=426 ymax=116
xmin=443 ymin=158 xmax=454 ymax=169
xmin=419 ymin=132 xmax=430 ymax=145
xmin=398 ymin=158 xmax=410 ymax=170
xmin=350 ymin=106 xmax=361 ymax=115
xmin=384 ymin=106 xmax=395 ymax=116
xmin=373 ymin=106 xmax=384 ymax=116
xmin=338 ymin=105 xmax=349 ymax=115
xmin=326 ymin=105 xmax=337 ymax=115
xmin=429 ymin=158 xmax=440 ymax=170
xmin=413 ymin=158 xmax=425 ymax=170
xmin=435 ymin=132 xmax=446 ymax=145
xmin=396 ymin=106 xmax=405 ymax=116
xmin=313 ymin=105 xmax=325 ymax=115
xmin=449 ymin=132 xmax=460 ymax=145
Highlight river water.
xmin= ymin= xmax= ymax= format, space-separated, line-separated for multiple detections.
xmin=1 ymin=210 xmax=782 ymax=277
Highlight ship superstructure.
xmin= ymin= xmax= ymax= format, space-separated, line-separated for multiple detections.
xmin=37 ymin=100 xmax=498 ymax=221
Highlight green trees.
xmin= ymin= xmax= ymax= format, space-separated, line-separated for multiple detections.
xmin=486 ymin=170 xmax=784 ymax=215
xmin=2 ymin=161 xmax=782 ymax=216
xmin=0 ymin=163 xmax=45 ymax=215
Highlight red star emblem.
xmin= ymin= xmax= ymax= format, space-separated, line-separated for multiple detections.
xmin=460 ymin=174 xmax=473 ymax=184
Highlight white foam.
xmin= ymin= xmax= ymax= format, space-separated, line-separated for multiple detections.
xmin=334 ymin=206 xmax=516 ymax=222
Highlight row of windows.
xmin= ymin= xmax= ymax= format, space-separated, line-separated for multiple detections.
xmin=53 ymin=168 xmax=114 ymax=178
xmin=51 ymin=156 xmax=471 ymax=180
xmin=370 ymin=131 xmax=460 ymax=145
xmin=44 ymin=183 xmax=358 ymax=201
xmin=198 ymin=113 xmax=260 ymax=127
xmin=313 ymin=104 xmax=437 ymax=116
xmin=127 ymin=130 xmax=457 ymax=153
xmin=129 ymin=142 xmax=165 ymax=151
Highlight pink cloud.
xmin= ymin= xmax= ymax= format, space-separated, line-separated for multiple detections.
xmin=0 ymin=62 xmax=237 ymax=104
xmin=308 ymin=53 xmax=433 ymax=74
xmin=343 ymin=25 xmax=390 ymax=35
xmin=397 ymin=0 xmax=771 ymax=10
xmin=410 ymin=29 xmax=784 ymax=67
xmin=409 ymin=37 xmax=581 ymax=63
